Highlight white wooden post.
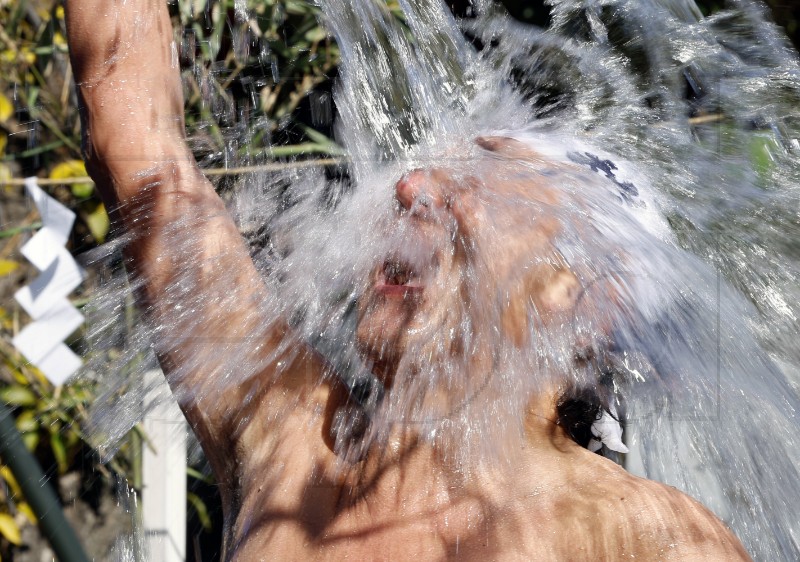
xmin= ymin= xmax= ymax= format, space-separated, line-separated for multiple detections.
xmin=142 ymin=370 xmax=187 ymax=562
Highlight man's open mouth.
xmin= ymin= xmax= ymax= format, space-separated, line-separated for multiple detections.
xmin=376 ymin=259 xmax=424 ymax=296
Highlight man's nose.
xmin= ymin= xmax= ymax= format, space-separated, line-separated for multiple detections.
xmin=395 ymin=169 xmax=443 ymax=211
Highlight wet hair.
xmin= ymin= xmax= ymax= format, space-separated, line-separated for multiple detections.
xmin=557 ymin=344 xmax=627 ymax=452
xmin=555 ymin=385 xmax=606 ymax=449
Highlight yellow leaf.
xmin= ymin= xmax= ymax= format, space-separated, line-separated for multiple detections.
xmin=51 ymin=160 xmax=93 ymax=197
xmin=3 ymin=361 xmax=29 ymax=385
xmin=56 ymin=6 xmax=65 ymax=19
xmin=0 ymin=164 xmax=10 ymax=188
xmin=0 ymin=260 xmax=18 ymax=277
xmin=49 ymin=160 xmax=87 ymax=180
xmin=0 ymin=466 xmax=21 ymax=499
xmin=19 ymin=49 xmax=35 ymax=65
xmin=16 ymin=503 xmax=35 ymax=524
xmin=0 ymin=164 xmax=10 ymax=187
xmin=0 ymin=513 xmax=21 ymax=545
xmin=0 ymin=92 xmax=12 ymax=123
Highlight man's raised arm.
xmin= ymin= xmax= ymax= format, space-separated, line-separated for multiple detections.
xmin=65 ymin=0 xmax=189 ymax=203
xmin=64 ymin=0 xmax=323 ymax=469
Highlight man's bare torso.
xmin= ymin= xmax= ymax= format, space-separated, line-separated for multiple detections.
xmin=222 ymin=372 xmax=748 ymax=561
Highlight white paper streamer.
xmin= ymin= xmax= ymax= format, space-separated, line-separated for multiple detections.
xmin=12 ymin=177 xmax=86 ymax=385
xmin=589 ymin=405 xmax=630 ymax=454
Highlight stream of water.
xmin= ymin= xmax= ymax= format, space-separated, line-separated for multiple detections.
xmin=83 ymin=0 xmax=800 ymax=559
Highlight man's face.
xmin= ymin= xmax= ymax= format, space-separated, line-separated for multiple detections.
xmin=355 ymin=137 xmax=581 ymax=377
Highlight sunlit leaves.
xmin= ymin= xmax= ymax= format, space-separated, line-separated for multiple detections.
xmin=48 ymin=159 xmax=109 ymax=241
xmin=49 ymin=160 xmax=91 ymax=198
xmin=0 ymin=513 xmax=22 ymax=546
xmin=0 ymin=260 xmax=19 ymax=277
xmin=0 ymin=92 xmax=12 ymax=123
xmin=82 ymin=201 xmax=110 ymax=243
xmin=0 ymin=164 xmax=11 ymax=186
xmin=49 ymin=426 xmax=69 ymax=474
xmin=0 ymin=385 xmax=36 ymax=407
xmin=749 ymin=132 xmax=779 ymax=183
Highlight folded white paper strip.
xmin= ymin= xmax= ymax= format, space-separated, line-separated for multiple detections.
xmin=12 ymin=177 xmax=86 ymax=385
xmin=589 ymin=404 xmax=630 ymax=454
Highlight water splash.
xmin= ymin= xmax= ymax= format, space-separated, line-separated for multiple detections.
xmin=83 ymin=0 xmax=800 ymax=559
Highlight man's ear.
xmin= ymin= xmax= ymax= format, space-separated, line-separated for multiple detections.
xmin=501 ymin=266 xmax=581 ymax=347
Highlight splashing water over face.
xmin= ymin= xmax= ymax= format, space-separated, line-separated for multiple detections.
xmin=83 ymin=0 xmax=800 ymax=559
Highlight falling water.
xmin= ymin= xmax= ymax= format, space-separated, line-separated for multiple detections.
xmin=81 ymin=0 xmax=800 ymax=559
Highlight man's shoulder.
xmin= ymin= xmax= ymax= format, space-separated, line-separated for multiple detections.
xmin=632 ymin=478 xmax=751 ymax=559
xmin=557 ymin=451 xmax=752 ymax=560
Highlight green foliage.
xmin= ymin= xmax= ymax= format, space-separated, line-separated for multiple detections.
xmin=186 ymin=491 xmax=213 ymax=531
xmin=169 ymin=0 xmax=343 ymax=164
xmin=0 ymin=310 xmax=96 ymax=547
xmin=0 ymin=341 xmax=91 ymax=474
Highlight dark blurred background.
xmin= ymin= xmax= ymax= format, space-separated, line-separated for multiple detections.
xmin=485 ymin=0 xmax=800 ymax=50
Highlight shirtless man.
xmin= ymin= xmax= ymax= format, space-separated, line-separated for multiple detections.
xmin=65 ymin=1 xmax=750 ymax=559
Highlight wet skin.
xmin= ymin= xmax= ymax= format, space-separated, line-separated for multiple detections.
xmin=65 ymin=1 xmax=751 ymax=560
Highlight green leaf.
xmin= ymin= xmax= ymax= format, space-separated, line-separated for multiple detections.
xmin=285 ymin=0 xmax=312 ymax=15
xmin=0 ymin=513 xmax=22 ymax=545
xmin=0 ymin=386 xmax=37 ymax=407
xmin=21 ymin=431 xmax=39 ymax=452
xmin=49 ymin=430 xmax=68 ymax=474
xmin=14 ymin=410 xmax=39 ymax=434
xmin=186 ymin=466 xmax=213 ymax=484
xmin=187 ymin=492 xmax=212 ymax=531
xmin=750 ymin=133 xmax=778 ymax=181
xmin=84 ymin=202 xmax=110 ymax=243
xmin=63 ymin=426 xmax=81 ymax=451
xmin=71 ymin=182 xmax=94 ymax=199
xmin=301 ymin=125 xmax=334 ymax=146
xmin=0 ymin=222 xmax=42 ymax=239
xmin=304 ymin=27 xmax=327 ymax=43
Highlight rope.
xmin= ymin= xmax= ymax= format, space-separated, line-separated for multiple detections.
xmin=0 ymin=158 xmax=347 ymax=187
